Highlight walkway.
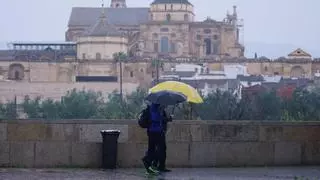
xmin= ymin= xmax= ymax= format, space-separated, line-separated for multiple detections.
xmin=0 ymin=167 xmax=319 ymax=180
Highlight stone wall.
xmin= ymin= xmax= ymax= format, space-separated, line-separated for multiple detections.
xmin=0 ymin=82 xmax=139 ymax=103
xmin=0 ymin=120 xmax=319 ymax=168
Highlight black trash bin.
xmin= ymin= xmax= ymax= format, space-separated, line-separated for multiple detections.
xmin=100 ymin=130 xmax=121 ymax=169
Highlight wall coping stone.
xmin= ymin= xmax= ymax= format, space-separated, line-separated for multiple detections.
xmin=1 ymin=119 xmax=320 ymax=126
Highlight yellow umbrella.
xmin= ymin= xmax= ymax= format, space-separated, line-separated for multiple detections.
xmin=149 ymin=81 xmax=203 ymax=104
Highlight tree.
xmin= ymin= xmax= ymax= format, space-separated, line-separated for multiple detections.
xmin=196 ymin=90 xmax=238 ymax=120
xmin=59 ymin=89 xmax=104 ymax=119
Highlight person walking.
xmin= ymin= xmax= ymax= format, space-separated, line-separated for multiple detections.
xmin=142 ymin=103 xmax=171 ymax=174
xmin=152 ymin=106 xmax=172 ymax=172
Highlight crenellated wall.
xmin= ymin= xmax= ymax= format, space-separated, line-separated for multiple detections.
xmin=0 ymin=120 xmax=319 ymax=168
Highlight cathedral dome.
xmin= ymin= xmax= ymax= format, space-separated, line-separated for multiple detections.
xmin=151 ymin=0 xmax=192 ymax=5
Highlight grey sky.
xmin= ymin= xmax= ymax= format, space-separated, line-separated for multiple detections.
xmin=0 ymin=0 xmax=319 ymax=58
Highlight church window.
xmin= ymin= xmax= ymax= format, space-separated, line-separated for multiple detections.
xmin=160 ymin=28 xmax=169 ymax=32
xmin=212 ymin=43 xmax=219 ymax=55
xmin=166 ymin=14 xmax=171 ymax=21
xmin=82 ymin=53 xmax=86 ymax=59
xmin=160 ymin=36 xmax=169 ymax=53
xmin=96 ymin=53 xmax=101 ymax=60
xmin=204 ymin=38 xmax=212 ymax=55
xmin=204 ymin=29 xmax=211 ymax=34
xmin=153 ymin=33 xmax=158 ymax=38
xmin=130 ymin=71 xmax=134 ymax=77
xmin=154 ymin=42 xmax=159 ymax=52
xmin=184 ymin=14 xmax=189 ymax=21
xmin=170 ymin=42 xmax=176 ymax=53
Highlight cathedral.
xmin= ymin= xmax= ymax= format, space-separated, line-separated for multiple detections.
xmin=66 ymin=0 xmax=244 ymax=59
xmin=0 ymin=0 xmax=318 ymax=85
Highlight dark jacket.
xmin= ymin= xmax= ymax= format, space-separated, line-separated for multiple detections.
xmin=148 ymin=104 xmax=171 ymax=133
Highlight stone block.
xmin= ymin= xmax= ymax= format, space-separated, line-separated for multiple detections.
xmin=79 ymin=124 xmax=128 ymax=143
xmin=72 ymin=143 xmax=102 ymax=168
xmin=166 ymin=143 xmax=189 ymax=167
xmin=166 ymin=124 xmax=191 ymax=142
xmin=8 ymin=123 xmax=47 ymax=141
xmin=35 ymin=142 xmax=71 ymax=168
xmin=45 ymin=124 xmax=79 ymax=141
xmin=0 ymin=142 xmax=9 ymax=167
xmin=189 ymin=143 xmax=216 ymax=167
xmin=260 ymin=126 xmax=320 ymax=142
xmin=215 ymin=142 xmax=274 ymax=167
xmin=302 ymin=141 xmax=320 ymax=165
xmin=211 ymin=125 xmax=259 ymax=142
xmin=190 ymin=124 xmax=212 ymax=142
xmin=190 ymin=125 xmax=259 ymax=142
xmin=0 ymin=123 xmax=7 ymax=141
xmin=10 ymin=142 xmax=35 ymax=168
xmin=127 ymin=125 xmax=148 ymax=143
xmin=259 ymin=126 xmax=283 ymax=142
xmin=274 ymin=142 xmax=301 ymax=165
xmin=117 ymin=143 xmax=147 ymax=168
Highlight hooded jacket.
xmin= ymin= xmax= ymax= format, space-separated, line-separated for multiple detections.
xmin=148 ymin=104 xmax=164 ymax=133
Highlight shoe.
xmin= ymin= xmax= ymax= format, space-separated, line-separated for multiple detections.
xmin=146 ymin=167 xmax=159 ymax=175
xmin=158 ymin=168 xmax=171 ymax=173
xmin=142 ymin=158 xmax=149 ymax=171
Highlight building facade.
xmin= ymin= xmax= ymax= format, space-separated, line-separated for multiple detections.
xmin=66 ymin=0 xmax=244 ymax=59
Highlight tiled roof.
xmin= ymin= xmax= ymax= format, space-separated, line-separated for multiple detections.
xmin=237 ymin=75 xmax=264 ymax=82
xmin=161 ymin=71 xmax=196 ymax=78
xmin=83 ymin=13 xmax=122 ymax=37
xmin=151 ymin=0 xmax=192 ymax=5
xmin=68 ymin=7 xmax=149 ymax=27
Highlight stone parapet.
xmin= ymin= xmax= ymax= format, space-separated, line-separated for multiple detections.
xmin=0 ymin=120 xmax=320 ymax=168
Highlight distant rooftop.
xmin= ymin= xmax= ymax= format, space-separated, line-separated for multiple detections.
xmin=9 ymin=41 xmax=76 ymax=45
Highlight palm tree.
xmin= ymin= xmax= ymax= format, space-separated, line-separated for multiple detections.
xmin=113 ymin=52 xmax=128 ymax=101
xmin=151 ymin=58 xmax=164 ymax=84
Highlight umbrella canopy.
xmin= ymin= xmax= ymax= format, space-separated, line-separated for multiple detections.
xmin=149 ymin=81 xmax=203 ymax=104
xmin=145 ymin=90 xmax=187 ymax=106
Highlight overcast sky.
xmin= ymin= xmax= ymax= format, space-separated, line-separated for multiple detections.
xmin=0 ymin=0 xmax=319 ymax=58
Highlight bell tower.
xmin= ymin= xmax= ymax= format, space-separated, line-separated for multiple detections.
xmin=110 ymin=0 xmax=127 ymax=8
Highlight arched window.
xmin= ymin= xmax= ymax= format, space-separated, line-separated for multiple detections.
xmin=166 ymin=14 xmax=171 ymax=21
xmin=130 ymin=71 xmax=134 ymax=77
xmin=96 ymin=53 xmax=101 ymax=60
xmin=212 ymin=43 xmax=219 ymax=55
xmin=204 ymin=38 xmax=211 ymax=55
xmin=184 ymin=14 xmax=189 ymax=21
xmin=160 ymin=36 xmax=169 ymax=53
xmin=14 ymin=71 xmax=20 ymax=80
xmin=171 ymin=4 xmax=173 ymax=10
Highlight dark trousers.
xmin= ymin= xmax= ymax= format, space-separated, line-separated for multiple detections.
xmin=144 ymin=131 xmax=167 ymax=169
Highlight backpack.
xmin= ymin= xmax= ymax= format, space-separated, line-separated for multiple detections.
xmin=138 ymin=106 xmax=151 ymax=128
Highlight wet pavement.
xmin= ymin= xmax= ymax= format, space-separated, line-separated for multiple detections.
xmin=0 ymin=167 xmax=320 ymax=180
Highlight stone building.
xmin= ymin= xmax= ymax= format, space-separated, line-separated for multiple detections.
xmin=66 ymin=0 xmax=244 ymax=59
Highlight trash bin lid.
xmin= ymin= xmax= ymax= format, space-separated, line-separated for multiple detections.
xmin=100 ymin=130 xmax=121 ymax=133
